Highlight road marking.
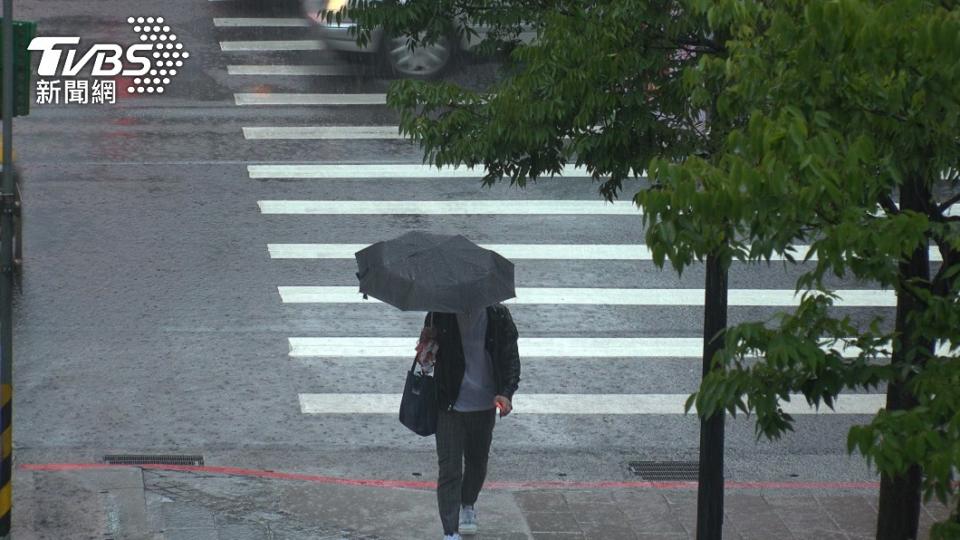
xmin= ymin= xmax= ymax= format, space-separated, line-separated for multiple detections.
xmin=268 ymin=244 xmax=647 ymax=259
xmin=290 ymin=337 xmax=956 ymax=358
xmin=248 ymin=163 xmax=592 ymax=178
xmin=288 ymin=337 xmax=874 ymax=358
xmin=220 ymin=41 xmax=327 ymax=52
xmin=235 ymin=93 xmax=386 ymax=105
xmin=298 ymin=393 xmax=887 ymax=415
xmin=19 ymin=463 xmax=880 ymax=490
xmin=290 ymin=337 xmax=705 ymax=357
xmin=214 ymin=18 xmax=311 ymax=27
xmin=278 ymin=286 xmax=895 ymax=307
xmin=227 ymin=65 xmax=359 ymax=76
xmin=258 ymin=200 xmax=636 ymax=214
xmin=243 ymin=126 xmax=406 ymax=140
xmin=266 ymin=243 xmax=944 ymax=262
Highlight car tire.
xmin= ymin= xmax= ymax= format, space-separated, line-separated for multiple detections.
xmin=380 ymin=31 xmax=454 ymax=79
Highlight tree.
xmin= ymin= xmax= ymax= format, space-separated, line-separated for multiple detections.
xmin=336 ymin=0 xmax=960 ymax=537
xmin=671 ymin=2 xmax=960 ymax=539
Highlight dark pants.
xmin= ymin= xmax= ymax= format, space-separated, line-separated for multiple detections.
xmin=435 ymin=407 xmax=496 ymax=535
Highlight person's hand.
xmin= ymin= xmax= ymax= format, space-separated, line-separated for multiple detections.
xmin=494 ymin=395 xmax=513 ymax=417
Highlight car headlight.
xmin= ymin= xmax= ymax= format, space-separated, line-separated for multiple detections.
xmin=326 ymin=0 xmax=348 ymax=14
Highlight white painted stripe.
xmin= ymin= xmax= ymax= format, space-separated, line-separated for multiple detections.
xmin=214 ymin=18 xmax=311 ymax=27
xmin=220 ymin=40 xmax=326 ymax=52
xmin=258 ymin=200 xmax=635 ymax=215
xmin=243 ymin=126 xmax=406 ymax=140
xmin=235 ymin=93 xmax=386 ymax=105
xmin=298 ymin=393 xmax=887 ymax=415
xmin=290 ymin=337 xmax=704 ymax=358
xmin=278 ymin=286 xmax=895 ymax=307
xmin=268 ymin=244 xmax=646 ymax=259
xmin=228 ymin=65 xmax=358 ymax=76
xmin=288 ymin=337 xmax=855 ymax=358
xmin=248 ymin=163 xmax=591 ymax=178
xmin=288 ymin=337 xmax=953 ymax=359
xmin=266 ymin=243 xmax=944 ymax=262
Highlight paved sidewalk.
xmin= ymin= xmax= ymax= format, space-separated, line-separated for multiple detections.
xmin=9 ymin=464 xmax=955 ymax=539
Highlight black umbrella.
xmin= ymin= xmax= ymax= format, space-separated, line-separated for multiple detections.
xmin=355 ymin=231 xmax=516 ymax=312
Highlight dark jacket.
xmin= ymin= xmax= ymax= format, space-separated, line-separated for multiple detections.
xmin=424 ymin=304 xmax=521 ymax=411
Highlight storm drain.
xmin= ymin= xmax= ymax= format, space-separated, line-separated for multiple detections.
xmin=104 ymin=454 xmax=204 ymax=466
xmin=628 ymin=460 xmax=699 ymax=481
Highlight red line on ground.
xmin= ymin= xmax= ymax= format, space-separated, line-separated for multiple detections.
xmin=19 ymin=463 xmax=879 ymax=491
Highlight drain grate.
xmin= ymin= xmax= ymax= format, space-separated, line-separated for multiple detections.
xmin=628 ymin=460 xmax=699 ymax=481
xmin=104 ymin=454 xmax=204 ymax=466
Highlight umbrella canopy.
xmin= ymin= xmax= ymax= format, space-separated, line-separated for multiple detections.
xmin=355 ymin=231 xmax=515 ymax=312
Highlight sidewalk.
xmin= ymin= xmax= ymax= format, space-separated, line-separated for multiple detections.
xmin=10 ymin=463 xmax=954 ymax=540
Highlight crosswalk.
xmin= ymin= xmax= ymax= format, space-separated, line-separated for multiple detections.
xmin=215 ymin=8 xmax=905 ymax=443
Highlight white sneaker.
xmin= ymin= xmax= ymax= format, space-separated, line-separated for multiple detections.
xmin=459 ymin=504 xmax=478 ymax=535
xmin=444 ymin=534 xmax=462 ymax=540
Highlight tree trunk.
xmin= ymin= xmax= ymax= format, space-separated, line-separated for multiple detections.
xmin=876 ymin=177 xmax=932 ymax=540
xmin=696 ymin=252 xmax=727 ymax=540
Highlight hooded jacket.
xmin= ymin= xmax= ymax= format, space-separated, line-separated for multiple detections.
xmin=424 ymin=304 xmax=521 ymax=412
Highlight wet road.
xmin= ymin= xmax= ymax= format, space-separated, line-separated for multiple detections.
xmin=11 ymin=0 xmax=891 ymax=486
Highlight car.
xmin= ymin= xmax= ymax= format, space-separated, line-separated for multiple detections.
xmin=302 ymin=0 xmax=534 ymax=79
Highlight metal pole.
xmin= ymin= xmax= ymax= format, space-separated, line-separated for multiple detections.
xmin=695 ymin=252 xmax=727 ymax=540
xmin=0 ymin=0 xmax=15 ymax=536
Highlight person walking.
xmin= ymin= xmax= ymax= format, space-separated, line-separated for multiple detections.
xmin=422 ymin=303 xmax=521 ymax=539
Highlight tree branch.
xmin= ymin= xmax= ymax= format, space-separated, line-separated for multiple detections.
xmin=938 ymin=192 xmax=960 ymax=213
xmin=878 ymin=194 xmax=900 ymax=215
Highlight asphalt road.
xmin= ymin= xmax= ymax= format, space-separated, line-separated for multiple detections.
xmin=10 ymin=0 xmax=897 ymax=487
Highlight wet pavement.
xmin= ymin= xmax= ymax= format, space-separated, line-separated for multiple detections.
xmin=5 ymin=0 xmax=949 ymax=538
xmin=12 ymin=464 xmax=955 ymax=539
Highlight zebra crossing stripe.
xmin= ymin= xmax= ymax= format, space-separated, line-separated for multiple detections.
xmin=220 ymin=41 xmax=327 ymax=52
xmin=266 ymin=243 xmax=943 ymax=262
xmin=289 ymin=337 xmax=951 ymax=359
xmin=258 ymin=200 xmax=635 ymax=215
xmin=235 ymin=93 xmax=386 ymax=105
xmin=287 ymin=337 xmax=874 ymax=358
xmin=290 ymin=337 xmax=705 ymax=358
xmin=248 ymin=163 xmax=592 ymax=178
xmin=277 ymin=286 xmax=896 ymax=307
xmin=214 ymin=18 xmax=311 ymax=27
xmin=243 ymin=126 xmax=406 ymax=140
xmin=269 ymin=243 xmax=650 ymax=259
xmin=298 ymin=393 xmax=888 ymax=415
xmin=228 ymin=65 xmax=359 ymax=76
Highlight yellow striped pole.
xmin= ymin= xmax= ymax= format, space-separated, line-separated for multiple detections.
xmin=0 ymin=383 xmax=9 ymax=536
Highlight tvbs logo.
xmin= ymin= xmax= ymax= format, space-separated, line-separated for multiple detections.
xmin=29 ymin=37 xmax=152 ymax=77
xmin=28 ymin=16 xmax=189 ymax=100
